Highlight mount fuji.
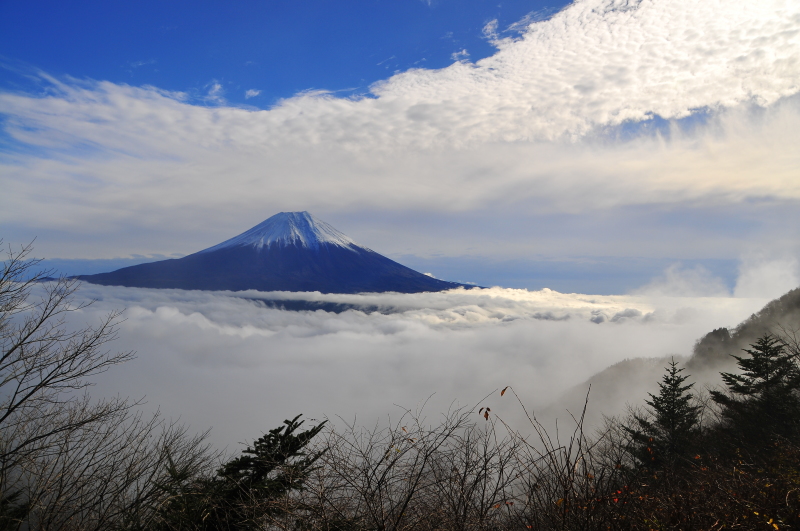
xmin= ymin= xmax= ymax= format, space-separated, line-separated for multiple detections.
xmin=78 ymin=212 xmax=468 ymax=294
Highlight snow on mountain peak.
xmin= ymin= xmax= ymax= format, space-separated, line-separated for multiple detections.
xmin=199 ymin=212 xmax=361 ymax=253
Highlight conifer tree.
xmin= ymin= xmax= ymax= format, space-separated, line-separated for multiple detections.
xmin=711 ymin=334 xmax=800 ymax=443
xmin=218 ymin=414 xmax=327 ymax=510
xmin=156 ymin=415 xmax=327 ymax=531
xmin=624 ymin=359 xmax=700 ymax=471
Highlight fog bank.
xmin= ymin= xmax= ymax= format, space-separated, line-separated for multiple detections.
xmin=45 ymin=283 xmax=771 ymax=448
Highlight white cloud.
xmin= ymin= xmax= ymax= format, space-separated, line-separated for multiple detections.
xmin=1 ymin=86 xmax=798 ymax=259
xmin=129 ymin=59 xmax=156 ymax=69
xmin=0 ymin=0 xmax=799 ymax=262
xmin=450 ymin=49 xmax=469 ymax=62
xmin=204 ymin=81 xmax=225 ymax=104
xmin=244 ymin=89 xmax=261 ymax=99
xmin=52 ymin=283 xmax=768 ymax=447
xmin=634 ymin=264 xmax=731 ymax=297
xmin=3 ymin=0 xmax=797 ymax=147
xmin=734 ymin=255 xmax=800 ymax=299
xmin=505 ymin=8 xmax=558 ymax=34
xmin=366 ymin=0 xmax=800 ymax=144
xmin=481 ymin=19 xmax=499 ymax=42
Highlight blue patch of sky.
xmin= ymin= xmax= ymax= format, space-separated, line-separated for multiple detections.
xmin=35 ymin=254 xmax=739 ymax=294
xmin=0 ymin=0 xmax=571 ymax=107
xmin=381 ymin=254 xmax=740 ymax=294
xmin=601 ymin=109 xmax=714 ymax=143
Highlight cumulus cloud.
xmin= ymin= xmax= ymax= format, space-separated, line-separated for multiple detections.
xmin=244 ymin=89 xmax=261 ymax=99
xmin=43 ymin=281 xmax=768 ymax=447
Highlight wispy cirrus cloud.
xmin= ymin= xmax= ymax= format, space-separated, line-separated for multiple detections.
xmin=203 ymin=81 xmax=225 ymax=104
xmin=128 ymin=59 xmax=156 ymax=69
xmin=450 ymin=49 xmax=469 ymax=61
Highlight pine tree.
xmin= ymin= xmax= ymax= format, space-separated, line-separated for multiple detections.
xmin=624 ymin=359 xmax=701 ymax=471
xmin=156 ymin=415 xmax=327 ymax=530
xmin=218 ymin=414 xmax=327 ymax=505
xmin=711 ymin=334 xmax=800 ymax=444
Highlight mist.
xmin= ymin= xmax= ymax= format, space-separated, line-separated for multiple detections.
xmin=4 ymin=0 xmax=798 ymax=450
xmin=46 ymin=265 xmax=777 ymax=449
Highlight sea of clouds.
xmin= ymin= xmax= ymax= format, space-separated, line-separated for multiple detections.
xmin=52 ymin=257 xmax=798 ymax=449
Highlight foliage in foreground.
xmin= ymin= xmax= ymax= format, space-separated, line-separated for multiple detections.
xmin=3 ymin=240 xmax=800 ymax=529
xmin=154 ymin=415 xmax=327 ymax=531
xmin=147 ymin=332 xmax=800 ymax=530
xmin=0 ymin=243 xmax=215 ymax=531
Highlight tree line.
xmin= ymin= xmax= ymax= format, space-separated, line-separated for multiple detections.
xmin=3 ymin=241 xmax=800 ymax=530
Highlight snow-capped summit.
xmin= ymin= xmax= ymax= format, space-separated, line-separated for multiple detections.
xmin=199 ymin=211 xmax=360 ymax=253
xmin=79 ymin=211 xmax=469 ymax=294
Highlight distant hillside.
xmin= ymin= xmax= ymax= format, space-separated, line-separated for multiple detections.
xmin=538 ymin=355 xmax=678 ymax=430
xmin=545 ymin=286 xmax=800 ymax=427
xmin=688 ymin=287 xmax=800 ymax=370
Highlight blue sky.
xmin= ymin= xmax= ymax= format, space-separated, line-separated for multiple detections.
xmin=1 ymin=0 xmax=564 ymax=105
xmin=1 ymin=0 xmax=800 ymax=294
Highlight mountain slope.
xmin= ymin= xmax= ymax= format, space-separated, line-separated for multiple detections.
xmin=78 ymin=212 xmax=466 ymax=294
xmin=544 ymin=287 xmax=800 ymax=428
xmin=687 ymin=287 xmax=800 ymax=370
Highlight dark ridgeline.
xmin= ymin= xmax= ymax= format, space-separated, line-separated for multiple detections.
xmin=687 ymin=285 xmax=800 ymax=370
xmin=78 ymin=211 xmax=466 ymax=294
